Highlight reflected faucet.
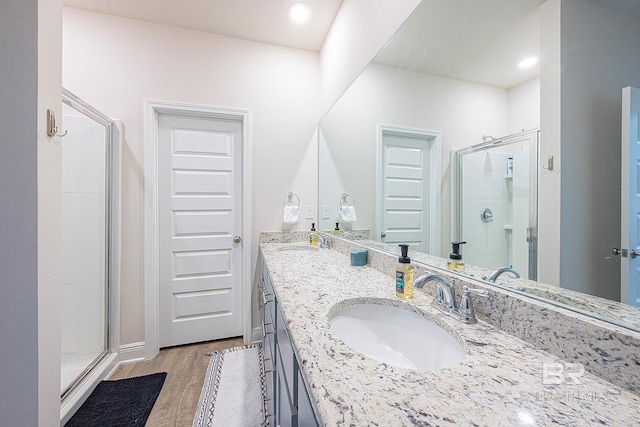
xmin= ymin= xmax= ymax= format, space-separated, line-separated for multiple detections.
xmin=340 ymin=231 xmax=357 ymax=239
xmin=483 ymin=267 xmax=520 ymax=283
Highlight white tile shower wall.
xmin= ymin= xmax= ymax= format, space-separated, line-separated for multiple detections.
xmin=462 ymin=150 xmax=510 ymax=269
xmin=61 ymin=115 xmax=106 ymax=356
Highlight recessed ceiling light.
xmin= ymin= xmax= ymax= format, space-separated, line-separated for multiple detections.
xmin=518 ymin=57 xmax=538 ymax=69
xmin=289 ymin=2 xmax=311 ymax=23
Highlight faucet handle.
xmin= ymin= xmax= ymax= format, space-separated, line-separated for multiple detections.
xmin=463 ymin=286 xmax=489 ymax=298
xmin=434 ymin=283 xmax=444 ymax=305
xmin=458 ymin=286 xmax=489 ymax=324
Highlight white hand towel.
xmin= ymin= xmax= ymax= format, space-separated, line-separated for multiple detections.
xmin=283 ymin=205 xmax=299 ymax=223
xmin=339 ymin=206 xmax=357 ymax=222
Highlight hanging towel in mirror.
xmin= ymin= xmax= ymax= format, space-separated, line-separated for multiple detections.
xmin=283 ymin=205 xmax=299 ymax=223
xmin=339 ymin=206 xmax=357 ymax=222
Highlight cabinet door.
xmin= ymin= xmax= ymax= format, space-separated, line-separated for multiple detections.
xmin=297 ymin=370 xmax=318 ymax=427
xmin=276 ymin=301 xmax=296 ymax=400
xmin=277 ymin=351 xmax=298 ymax=427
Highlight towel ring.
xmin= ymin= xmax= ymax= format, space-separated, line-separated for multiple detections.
xmin=282 ymin=192 xmax=300 ymax=207
xmin=339 ymin=193 xmax=355 ymax=208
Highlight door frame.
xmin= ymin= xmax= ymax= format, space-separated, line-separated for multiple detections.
xmin=375 ymin=124 xmax=442 ymax=254
xmin=143 ymin=100 xmax=251 ymax=360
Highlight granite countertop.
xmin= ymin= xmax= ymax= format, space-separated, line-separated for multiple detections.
xmin=260 ymin=242 xmax=640 ymax=426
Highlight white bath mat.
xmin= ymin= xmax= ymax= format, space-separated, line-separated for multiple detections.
xmin=192 ymin=344 xmax=266 ymax=427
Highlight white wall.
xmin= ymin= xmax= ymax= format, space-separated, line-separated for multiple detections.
xmin=546 ymin=0 xmax=640 ymax=299
xmin=38 ymin=0 xmax=64 ymax=424
xmin=320 ymin=0 xmax=421 ymax=113
xmin=0 ymin=2 xmax=39 ymax=425
xmin=63 ymin=8 xmax=321 ymax=345
xmin=560 ymin=0 xmax=640 ymax=299
xmin=319 ymin=63 xmax=509 ymax=257
xmin=508 ymin=77 xmax=540 ymax=134
xmin=539 ymin=0 xmax=562 ymax=286
xmin=1 ymin=1 xmax=62 ymax=424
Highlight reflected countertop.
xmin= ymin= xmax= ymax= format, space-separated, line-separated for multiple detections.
xmin=260 ymin=241 xmax=640 ymax=426
xmin=353 ymin=239 xmax=640 ymax=332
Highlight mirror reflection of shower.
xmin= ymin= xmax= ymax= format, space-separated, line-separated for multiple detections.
xmin=453 ymin=129 xmax=539 ymax=280
xmin=60 ymin=90 xmax=115 ymax=399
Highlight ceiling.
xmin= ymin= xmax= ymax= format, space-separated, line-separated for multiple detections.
xmin=62 ymin=0 xmax=343 ymax=51
xmin=63 ymin=0 xmax=640 ymax=89
xmin=373 ymin=0 xmax=545 ymax=89
xmin=373 ymin=0 xmax=640 ymax=89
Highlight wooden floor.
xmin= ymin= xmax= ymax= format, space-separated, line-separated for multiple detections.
xmin=110 ymin=337 xmax=244 ymax=427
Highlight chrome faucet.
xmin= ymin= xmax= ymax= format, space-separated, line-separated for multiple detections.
xmin=483 ymin=266 xmax=520 ymax=282
xmin=415 ymin=273 xmax=457 ymax=312
xmin=415 ymin=273 xmax=489 ymax=323
xmin=308 ymin=232 xmax=329 ymax=249
xmin=340 ymin=231 xmax=357 ymax=239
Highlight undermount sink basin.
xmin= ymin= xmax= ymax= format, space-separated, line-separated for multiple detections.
xmin=278 ymin=246 xmax=319 ymax=254
xmin=329 ymin=303 xmax=466 ymax=371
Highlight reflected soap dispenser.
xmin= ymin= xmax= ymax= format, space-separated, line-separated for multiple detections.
xmin=395 ymin=244 xmax=414 ymax=299
xmin=448 ymin=241 xmax=467 ymax=271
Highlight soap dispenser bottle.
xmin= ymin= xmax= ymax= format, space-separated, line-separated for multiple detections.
xmin=448 ymin=241 xmax=467 ymax=271
xmin=395 ymin=244 xmax=414 ymax=299
xmin=310 ymin=223 xmax=317 ymax=245
xmin=334 ymin=222 xmax=340 ymax=235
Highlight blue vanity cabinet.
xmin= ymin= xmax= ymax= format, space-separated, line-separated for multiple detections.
xmin=260 ymin=256 xmax=319 ymax=427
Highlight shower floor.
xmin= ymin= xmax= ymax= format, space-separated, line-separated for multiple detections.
xmin=61 ymin=350 xmax=103 ymax=393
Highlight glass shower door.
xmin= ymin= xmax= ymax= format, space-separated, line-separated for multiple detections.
xmin=60 ymin=91 xmax=112 ymax=398
xmin=452 ymin=129 xmax=539 ymax=280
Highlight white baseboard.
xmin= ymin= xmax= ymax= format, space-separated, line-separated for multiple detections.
xmin=251 ymin=327 xmax=262 ymax=344
xmin=119 ymin=341 xmax=146 ymax=364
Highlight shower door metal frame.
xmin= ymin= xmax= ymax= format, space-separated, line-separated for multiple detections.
xmin=452 ymin=129 xmax=539 ymax=280
xmin=60 ymin=88 xmax=121 ymax=406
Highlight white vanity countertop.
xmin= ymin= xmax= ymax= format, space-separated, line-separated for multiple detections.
xmin=260 ymin=242 xmax=640 ymax=426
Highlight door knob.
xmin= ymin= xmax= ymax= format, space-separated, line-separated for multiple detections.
xmin=612 ymin=248 xmax=638 ymax=258
xmin=233 ymin=236 xmax=242 ymax=243
xmin=380 ymin=231 xmax=387 ymax=238
xmin=613 ymin=248 xmax=627 ymax=257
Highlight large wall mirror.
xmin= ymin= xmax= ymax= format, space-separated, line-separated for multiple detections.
xmin=318 ymin=0 xmax=640 ymax=332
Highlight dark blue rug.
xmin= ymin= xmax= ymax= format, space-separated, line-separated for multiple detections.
xmin=65 ymin=372 xmax=167 ymax=426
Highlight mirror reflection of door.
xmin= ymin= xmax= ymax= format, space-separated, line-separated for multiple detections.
xmin=454 ymin=129 xmax=539 ymax=280
xmin=621 ymin=86 xmax=640 ymax=307
xmin=376 ymin=125 xmax=441 ymax=254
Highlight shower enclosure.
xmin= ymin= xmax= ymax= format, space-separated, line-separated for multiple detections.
xmin=452 ymin=129 xmax=539 ymax=280
xmin=60 ymin=89 xmax=120 ymax=412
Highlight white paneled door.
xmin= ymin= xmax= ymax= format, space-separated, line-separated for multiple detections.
xmin=378 ymin=127 xmax=440 ymax=253
xmin=158 ymin=113 xmax=243 ymax=347
xmin=621 ymin=86 xmax=640 ymax=307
